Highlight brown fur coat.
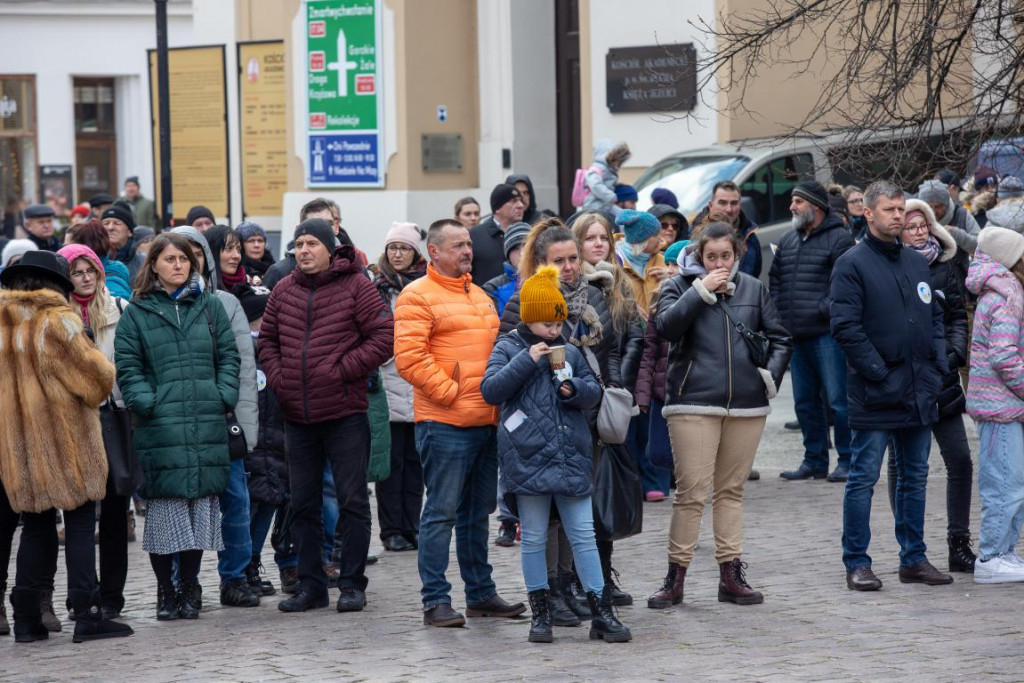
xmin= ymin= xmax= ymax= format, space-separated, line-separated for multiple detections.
xmin=0 ymin=288 xmax=114 ymax=513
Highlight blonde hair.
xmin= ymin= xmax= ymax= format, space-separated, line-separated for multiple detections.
xmin=69 ymin=255 xmax=112 ymax=331
xmin=571 ymin=213 xmax=642 ymax=332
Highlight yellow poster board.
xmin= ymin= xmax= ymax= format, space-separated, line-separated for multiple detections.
xmin=148 ymin=45 xmax=230 ymax=220
xmin=238 ymin=41 xmax=287 ymax=217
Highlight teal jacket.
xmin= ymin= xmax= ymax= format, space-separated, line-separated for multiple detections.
xmin=114 ymin=285 xmax=240 ymax=499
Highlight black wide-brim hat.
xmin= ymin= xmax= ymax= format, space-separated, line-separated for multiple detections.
xmin=0 ymin=250 xmax=74 ymax=295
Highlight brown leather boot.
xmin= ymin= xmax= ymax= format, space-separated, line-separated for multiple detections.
xmin=718 ymin=558 xmax=764 ymax=605
xmin=647 ymin=563 xmax=686 ymax=609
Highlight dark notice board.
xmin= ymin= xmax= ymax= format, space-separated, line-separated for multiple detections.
xmin=605 ymin=44 xmax=697 ymax=114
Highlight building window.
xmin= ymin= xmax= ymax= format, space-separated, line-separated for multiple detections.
xmin=0 ymin=76 xmax=38 ymax=238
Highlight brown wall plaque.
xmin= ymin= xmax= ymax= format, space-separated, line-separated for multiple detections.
xmin=606 ymin=44 xmax=697 ymax=114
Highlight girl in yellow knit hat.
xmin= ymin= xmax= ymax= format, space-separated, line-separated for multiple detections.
xmin=481 ymin=266 xmax=631 ymax=645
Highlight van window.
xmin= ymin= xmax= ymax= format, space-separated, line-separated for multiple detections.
xmin=635 ymin=155 xmax=750 ymax=218
xmin=739 ymin=154 xmax=814 ymax=224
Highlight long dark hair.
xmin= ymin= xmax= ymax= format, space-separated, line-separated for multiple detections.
xmin=133 ymin=233 xmax=199 ymax=298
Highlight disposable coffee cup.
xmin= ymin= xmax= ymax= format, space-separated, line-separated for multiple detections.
xmin=548 ymin=344 xmax=566 ymax=369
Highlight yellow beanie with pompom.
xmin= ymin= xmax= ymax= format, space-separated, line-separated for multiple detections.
xmin=519 ymin=265 xmax=568 ymax=324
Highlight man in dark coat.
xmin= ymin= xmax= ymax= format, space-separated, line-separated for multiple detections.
xmin=829 ymin=180 xmax=953 ymax=593
xmin=18 ymin=204 xmax=60 ymax=252
xmin=470 ymin=184 xmax=524 ymax=286
xmin=772 ymin=181 xmax=856 ymax=482
xmin=691 ymin=181 xmax=761 ymax=277
xmin=506 ymin=173 xmax=541 ymax=224
xmin=259 ymin=218 xmax=394 ymax=613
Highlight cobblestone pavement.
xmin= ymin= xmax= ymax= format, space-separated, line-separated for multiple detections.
xmin=3 ymin=385 xmax=1020 ymax=682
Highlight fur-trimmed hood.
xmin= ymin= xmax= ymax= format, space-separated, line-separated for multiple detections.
xmin=905 ymin=198 xmax=957 ymax=263
xmin=0 ymin=288 xmax=114 ymax=512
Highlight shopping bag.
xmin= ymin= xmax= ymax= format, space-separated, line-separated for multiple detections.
xmin=592 ymin=442 xmax=643 ymax=541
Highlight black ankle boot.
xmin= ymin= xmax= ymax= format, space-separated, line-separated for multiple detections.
xmin=558 ymin=573 xmax=591 ymax=620
xmin=245 ymin=557 xmax=276 ymax=596
xmin=177 ymin=580 xmax=201 ymax=619
xmin=527 ymin=590 xmax=554 ymax=643
xmin=604 ymin=568 xmax=633 ymax=606
xmin=10 ymin=588 xmax=48 ymax=643
xmin=949 ymin=533 xmax=978 ymax=573
xmin=156 ymin=582 xmax=178 ymax=621
xmin=546 ymin=577 xmax=579 ymax=627
xmin=70 ymin=591 xmax=133 ymax=642
xmin=585 ymin=588 xmax=631 ymax=643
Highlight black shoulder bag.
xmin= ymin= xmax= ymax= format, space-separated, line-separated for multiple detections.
xmin=203 ymin=306 xmax=248 ymax=460
xmin=718 ymin=299 xmax=771 ymax=368
xmin=100 ymin=298 xmax=146 ymax=495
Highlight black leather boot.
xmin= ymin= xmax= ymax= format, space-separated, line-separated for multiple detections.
xmin=586 ymin=588 xmax=631 ymax=643
xmin=10 ymin=588 xmax=48 ymax=643
xmin=156 ymin=581 xmax=179 ymax=621
xmin=546 ymin=576 xmax=579 ymax=627
xmin=70 ymin=591 xmax=133 ymax=642
xmin=527 ymin=590 xmax=554 ymax=643
xmin=949 ymin=533 xmax=978 ymax=573
xmin=558 ymin=573 xmax=591 ymax=620
xmin=178 ymin=580 xmax=202 ymax=619
xmin=245 ymin=556 xmax=276 ymax=596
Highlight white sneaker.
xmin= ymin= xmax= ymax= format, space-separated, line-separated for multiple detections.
xmin=974 ymin=554 xmax=1024 ymax=583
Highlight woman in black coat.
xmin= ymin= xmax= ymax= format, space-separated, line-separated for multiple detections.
xmin=648 ymin=222 xmax=792 ymax=611
xmin=886 ymin=200 xmax=976 ymax=573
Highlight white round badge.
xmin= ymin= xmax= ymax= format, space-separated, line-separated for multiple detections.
xmin=917 ymin=282 xmax=932 ymax=305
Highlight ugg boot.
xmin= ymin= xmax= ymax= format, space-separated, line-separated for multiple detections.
xmin=546 ymin=576 xmax=579 ymax=627
xmin=0 ymin=583 xmax=8 ymax=636
xmin=70 ymin=591 xmax=133 ymax=643
xmin=527 ymin=589 xmax=554 ymax=643
xmin=949 ymin=533 xmax=978 ymax=573
xmin=647 ymin=563 xmax=687 ymax=609
xmin=585 ymin=588 xmax=631 ymax=643
xmin=10 ymin=588 xmax=48 ymax=643
xmin=39 ymin=589 xmax=62 ymax=632
xmin=558 ymin=573 xmax=591 ymax=620
xmin=718 ymin=558 xmax=764 ymax=605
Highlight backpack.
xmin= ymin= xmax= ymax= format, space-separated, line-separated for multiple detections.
xmin=571 ymin=164 xmax=602 ymax=208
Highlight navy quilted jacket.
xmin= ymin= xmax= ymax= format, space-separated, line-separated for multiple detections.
xmin=259 ymin=245 xmax=394 ymax=425
xmin=481 ymin=331 xmax=602 ymax=497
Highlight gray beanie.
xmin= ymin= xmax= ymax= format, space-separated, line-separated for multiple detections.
xmin=503 ymin=222 xmax=531 ymax=259
xmin=979 ymin=226 xmax=1024 ymax=269
xmin=917 ymin=179 xmax=951 ymax=207
xmin=998 ymin=176 xmax=1024 ymax=200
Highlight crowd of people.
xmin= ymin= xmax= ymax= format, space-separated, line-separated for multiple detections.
xmin=3 ymin=150 xmax=1024 ymax=647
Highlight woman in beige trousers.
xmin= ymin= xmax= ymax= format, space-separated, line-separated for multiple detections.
xmin=646 ymin=222 xmax=792 ymax=609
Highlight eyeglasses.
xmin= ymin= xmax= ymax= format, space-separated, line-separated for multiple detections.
xmin=387 ymin=244 xmax=414 ymax=254
xmin=70 ymin=268 xmax=99 ymax=280
xmin=903 ymin=222 xmax=929 ymax=234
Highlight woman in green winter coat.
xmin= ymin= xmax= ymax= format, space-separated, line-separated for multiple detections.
xmin=114 ymin=233 xmax=240 ymax=621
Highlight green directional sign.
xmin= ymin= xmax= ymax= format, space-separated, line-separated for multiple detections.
xmin=305 ymin=0 xmax=384 ymax=186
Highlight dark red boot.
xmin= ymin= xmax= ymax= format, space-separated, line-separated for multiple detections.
xmin=718 ymin=558 xmax=763 ymax=605
xmin=647 ymin=563 xmax=686 ymax=609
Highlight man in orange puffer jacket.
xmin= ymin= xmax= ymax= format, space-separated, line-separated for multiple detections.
xmin=394 ymin=219 xmax=526 ymax=627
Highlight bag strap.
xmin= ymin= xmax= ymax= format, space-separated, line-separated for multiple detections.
xmin=581 ymin=344 xmax=606 ymax=389
xmin=202 ymin=305 xmax=219 ymax=372
xmin=114 ymin=297 xmax=125 ymax=314
xmin=717 ymin=299 xmax=751 ymax=335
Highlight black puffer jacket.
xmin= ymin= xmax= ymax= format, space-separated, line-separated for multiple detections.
xmin=656 ymin=248 xmax=792 ymax=417
xmin=246 ymin=347 xmax=288 ymax=505
xmin=501 ymin=282 xmax=624 ymax=388
xmin=769 ymin=211 xmax=855 ymax=339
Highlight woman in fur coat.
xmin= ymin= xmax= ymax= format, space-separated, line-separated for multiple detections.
xmin=0 ymin=250 xmax=133 ymax=644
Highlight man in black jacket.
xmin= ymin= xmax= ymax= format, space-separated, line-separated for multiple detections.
xmin=470 ymin=184 xmax=524 ymax=286
xmin=771 ymin=181 xmax=855 ymax=482
xmin=829 ymin=180 xmax=953 ymax=593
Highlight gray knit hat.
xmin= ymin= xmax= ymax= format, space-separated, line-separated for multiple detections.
xmin=979 ymin=226 xmax=1024 ymax=269
xmin=917 ymin=179 xmax=951 ymax=207
xmin=503 ymin=222 xmax=531 ymax=259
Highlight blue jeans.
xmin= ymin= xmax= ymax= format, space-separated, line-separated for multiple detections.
xmin=976 ymin=421 xmax=1024 ymax=561
xmin=790 ymin=334 xmax=851 ymax=472
xmin=322 ymin=463 xmax=339 ymax=563
xmin=640 ymin=399 xmax=673 ymax=492
xmin=843 ymin=426 xmax=931 ymax=571
xmin=517 ymin=494 xmax=604 ymax=594
xmin=249 ymin=501 xmax=297 ymax=570
xmin=218 ymin=459 xmax=253 ymax=582
xmin=416 ymin=422 xmax=497 ymax=609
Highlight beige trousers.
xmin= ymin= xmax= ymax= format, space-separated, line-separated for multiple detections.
xmin=666 ymin=413 xmax=767 ymax=566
